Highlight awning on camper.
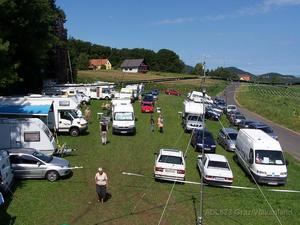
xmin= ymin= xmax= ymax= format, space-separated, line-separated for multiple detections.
xmin=0 ymin=104 xmax=52 ymax=116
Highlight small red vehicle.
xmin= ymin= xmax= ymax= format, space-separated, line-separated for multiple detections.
xmin=165 ymin=89 xmax=181 ymax=96
xmin=141 ymin=101 xmax=154 ymax=113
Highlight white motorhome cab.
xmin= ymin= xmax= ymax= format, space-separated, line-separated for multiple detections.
xmin=187 ymin=91 xmax=213 ymax=104
xmin=235 ymin=129 xmax=287 ymax=185
xmin=0 ymin=118 xmax=56 ymax=155
xmin=119 ymin=88 xmax=134 ymax=102
xmin=125 ymin=84 xmax=141 ymax=99
xmin=0 ymin=150 xmax=14 ymax=193
xmin=112 ymin=101 xmax=136 ymax=135
xmin=182 ymin=100 xmax=204 ymax=132
xmin=0 ymin=97 xmax=87 ymax=137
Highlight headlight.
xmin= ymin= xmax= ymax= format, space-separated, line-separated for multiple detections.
xmin=211 ymin=145 xmax=216 ymax=148
xmin=256 ymin=170 xmax=266 ymax=175
xmin=230 ymin=143 xmax=235 ymax=148
xmin=197 ymin=143 xmax=203 ymax=146
xmin=280 ymin=172 xmax=287 ymax=176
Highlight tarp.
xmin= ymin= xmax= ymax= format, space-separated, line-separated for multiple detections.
xmin=0 ymin=104 xmax=51 ymax=116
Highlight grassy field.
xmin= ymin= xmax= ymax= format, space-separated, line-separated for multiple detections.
xmin=237 ymin=84 xmax=300 ymax=133
xmin=77 ymin=70 xmax=198 ymax=83
xmin=1 ymin=82 xmax=300 ymax=225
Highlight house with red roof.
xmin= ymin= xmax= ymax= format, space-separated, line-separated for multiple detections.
xmin=88 ymin=59 xmax=112 ymax=70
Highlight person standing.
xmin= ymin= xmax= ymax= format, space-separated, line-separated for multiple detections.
xmin=157 ymin=114 xmax=164 ymax=133
xmin=95 ymin=167 xmax=108 ymax=203
xmin=100 ymin=120 xmax=109 ymax=145
xmin=150 ymin=114 xmax=155 ymax=132
xmin=84 ymin=107 xmax=92 ymax=123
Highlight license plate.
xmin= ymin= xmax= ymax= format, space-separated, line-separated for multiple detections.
xmin=268 ymin=182 xmax=278 ymax=185
xmin=165 ymin=169 xmax=175 ymax=173
xmin=215 ymin=177 xmax=225 ymax=181
xmin=120 ymin=131 xmax=127 ymax=134
xmin=204 ymin=148 xmax=211 ymax=151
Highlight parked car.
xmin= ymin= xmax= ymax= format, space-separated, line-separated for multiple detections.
xmin=217 ymin=128 xmax=238 ymax=152
xmin=238 ymin=119 xmax=257 ymax=129
xmin=248 ymin=122 xmax=278 ymax=140
xmin=141 ymin=101 xmax=154 ymax=113
xmin=154 ymin=149 xmax=185 ymax=181
xmin=197 ymin=154 xmax=233 ymax=185
xmin=226 ymin=105 xmax=238 ymax=114
xmin=150 ymin=89 xmax=159 ymax=100
xmin=215 ymin=100 xmax=226 ymax=111
xmin=191 ymin=129 xmax=216 ymax=153
xmin=165 ymin=89 xmax=181 ymax=96
xmin=232 ymin=114 xmax=246 ymax=126
xmin=142 ymin=94 xmax=154 ymax=104
xmin=205 ymin=106 xmax=221 ymax=121
xmin=7 ymin=148 xmax=71 ymax=182
xmin=228 ymin=111 xmax=241 ymax=121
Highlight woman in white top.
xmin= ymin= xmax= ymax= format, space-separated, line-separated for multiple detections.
xmin=95 ymin=167 xmax=108 ymax=203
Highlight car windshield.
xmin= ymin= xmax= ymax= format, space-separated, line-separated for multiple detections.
xmin=159 ymin=155 xmax=183 ymax=165
xmin=228 ymin=106 xmax=236 ymax=110
xmin=259 ymin=126 xmax=273 ymax=134
xmin=255 ymin=150 xmax=285 ymax=165
xmin=227 ymin=133 xmax=238 ymax=140
xmin=144 ymin=96 xmax=153 ymax=101
xmin=114 ymin=112 xmax=133 ymax=121
xmin=69 ymin=110 xmax=79 ymax=118
xmin=33 ymin=151 xmax=53 ymax=163
xmin=197 ymin=131 xmax=213 ymax=139
xmin=236 ymin=115 xmax=245 ymax=119
xmin=142 ymin=103 xmax=152 ymax=106
xmin=188 ymin=115 xmax=203 ymax=121
xmin=208 ymin=160 xmax=229 ymax=169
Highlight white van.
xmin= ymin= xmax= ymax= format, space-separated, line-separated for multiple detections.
xmin=182 ymin=100 xmax=204 ymax=132
xmin=235 ymin=129 xmax=287 ymax=185
xmin=187 ymin=91 xmax=213 ymax=104
xmin=0 ymin=150 xmax=14 ymax=193
xmin=0 ymin=118 xmax=56 ymax=155
xmin=112 ymin=101 xmax=136 ymax=135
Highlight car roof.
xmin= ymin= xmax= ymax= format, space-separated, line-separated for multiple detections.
xmin=221 ymin=128 xmax=238 ymax=134
xmin=3 ymin=148 xmax=36 ymax=154
xmin=160 ymin=148 xmax=183 ymax=157
xmin=206 ymin=154 xmax=228 ymax=162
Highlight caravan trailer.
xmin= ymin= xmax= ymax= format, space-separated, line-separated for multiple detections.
xmin=0 ymin=118 xmax=56 ymax=155
xmin=0 ymin=150 xmax=13 ymax=193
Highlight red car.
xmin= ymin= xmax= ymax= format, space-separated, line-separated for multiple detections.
xmin=165 ymin=89 xmax=181 ymax=96
xmin=141 ymin=101 xmax=154 ymax=113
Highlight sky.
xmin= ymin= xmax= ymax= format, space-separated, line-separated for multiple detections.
xmin=56 ymin=0 xmax=300 ymax=75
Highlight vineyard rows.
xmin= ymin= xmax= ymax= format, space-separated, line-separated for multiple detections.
xmin=248 ymin=85 xmax=300 ymax=98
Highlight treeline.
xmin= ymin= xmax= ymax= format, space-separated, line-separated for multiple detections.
xmin=0 ymin=0 xmax=67 ymax=93
xmin=68 ymin=38 xmax=185 ymax=73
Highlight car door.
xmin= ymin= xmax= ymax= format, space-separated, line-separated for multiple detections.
xmin=218 ymin=130 xmax=225 ymax=147
xmin=58 ymin=111 xmax=72 ymax=130
xmin=12 ymin=154 xmax=44 ymax=178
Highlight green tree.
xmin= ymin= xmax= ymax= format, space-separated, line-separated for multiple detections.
xmin=192 ymin=63 xmax=204 ymax=76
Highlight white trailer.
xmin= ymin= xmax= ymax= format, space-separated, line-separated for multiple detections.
xmin=0 ymin=118 xmax=56 ymax=155
xmin=0 ymin=150 xmax=14 ymax=193
xmin=187 ymin=91 xmax=213 ymax=104
xmin=0 ymin=97 xmax=87 ymax=137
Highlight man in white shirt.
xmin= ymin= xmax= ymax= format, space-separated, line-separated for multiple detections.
xmin=95 ymin=167 xmax=108 ymax=203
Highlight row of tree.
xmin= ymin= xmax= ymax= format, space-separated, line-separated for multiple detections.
xmin=0 ymin=0 xmax=67 ymax=93
xmin=68 ymin=38 xmax=185 ymax=73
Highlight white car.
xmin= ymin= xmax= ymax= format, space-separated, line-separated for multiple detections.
xmin=197 ymin=154 xmax=233 ymax=185
xmin=226 ymin=104 xmax=238 ymax=114
xmin=154 ymin=149 xmax=186 ymax=181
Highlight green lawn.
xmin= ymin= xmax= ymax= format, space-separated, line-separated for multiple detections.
xmin=1 ymin=83 xmax=300 ymax=225
xmin=237 ymin=84 xmax=300 ymax=133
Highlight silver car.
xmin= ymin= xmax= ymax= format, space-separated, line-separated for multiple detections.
xmin=217 ymin=128 xmax=238 ymax=152
xmin=6 ymin=148 xmax=71 ymax=182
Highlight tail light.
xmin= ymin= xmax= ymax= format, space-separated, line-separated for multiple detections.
xmin=155 ymin=167 xmax=164 ymax=172
xmin=205 ymin=175 xmax=215 ymax=179
xmin=177 ymin=169 xmax=185 ymax=174
xmin=225 ymin=177 xmax=233 ymax=181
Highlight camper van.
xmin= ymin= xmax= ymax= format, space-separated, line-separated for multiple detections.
xmin=0 ymin=150 xmax=13 ymax=193
xmin=187 ymin=91 xmax=213 ymax=104
xmin=0 ymin=97 xmax=87 ymax=137
xmin=0 ymin=118 xmax=56 ymax=155
xmin=111 ymin=100 xmax=136 ymax=135
xmin=235 ymin=129 xmax=287 ymax=185
xmin=125 ymin=84 xmax=144 ymax=99
xmin=182 ymin=100 xmax=205 ymax=132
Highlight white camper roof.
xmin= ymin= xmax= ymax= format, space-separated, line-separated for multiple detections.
xmin=184 ymin=100 xmax=204 ymax=115
xmin=240 ymin=129 xmax=282 ymax=151
xmin=111 ymin=99 xmax=131 ymax=106
xmin=0 ymin=117 xmax=46 ymax=128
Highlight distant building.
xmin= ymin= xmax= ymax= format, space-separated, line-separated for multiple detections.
xmin=239 ymin=74 xmax=251 ymax=81
xmin=88 ymin=59 xmax=112 ymax=70
xmin=120 ymin=59 xmax=148 ymax=73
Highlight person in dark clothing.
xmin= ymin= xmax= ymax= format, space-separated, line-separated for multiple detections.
xmin=150 ymin=114 xmax=155 ymax=132
xmin=100 ymin=121 xmax=108 ymax=145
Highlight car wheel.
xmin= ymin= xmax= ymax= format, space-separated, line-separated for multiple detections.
xmin=82 ymin=101 xmax=87 ymax=105
xmin=105 ymin=96 xmax=109 ymax=100
xmin=46 ymin=171 xmax=59 ymax=182
xmin=70 ymin=127 xmax=80 ymax=137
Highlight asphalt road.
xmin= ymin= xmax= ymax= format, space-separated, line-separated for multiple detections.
xmin=222 ymin=82 xmax=300 ymax=160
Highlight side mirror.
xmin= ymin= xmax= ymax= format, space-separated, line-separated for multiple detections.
xmin=37 ymin=162 xmax=42 ymax=167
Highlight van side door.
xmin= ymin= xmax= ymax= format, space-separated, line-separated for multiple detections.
xmin=58 ymin=110 xmax=72 ymax=131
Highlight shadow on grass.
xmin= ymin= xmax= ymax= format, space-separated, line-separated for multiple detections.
xmin=0 ymin=180 xmax=27 ymax=225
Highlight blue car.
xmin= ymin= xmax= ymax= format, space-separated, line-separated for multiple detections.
xmin=248 ymin=122 xmax=278 ymax=140
xmin=191 ymin=129 xmax=216 ymax=153
xmin=151 ymin=89 xmax=159 ymax=100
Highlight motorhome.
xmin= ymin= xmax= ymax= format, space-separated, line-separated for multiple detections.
xmin=235 ymin=129 xmax=287 ymax=185
xmin=187 ymin=91 xmax=213 ymax=104
xmin=111 ymin=100 xmax=136 ymax=135
xmin=0 ymin=118 xmax=56 ymax=155
xmin=0 ymin=97 xmax=87 ymax=136
xmin=125 ymin=84 xmax=144 ymax=99
xmin=0 ymin=150 xmax=14 ymax=193
xmin=182 ymin=100 xmax=205 ymax=132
